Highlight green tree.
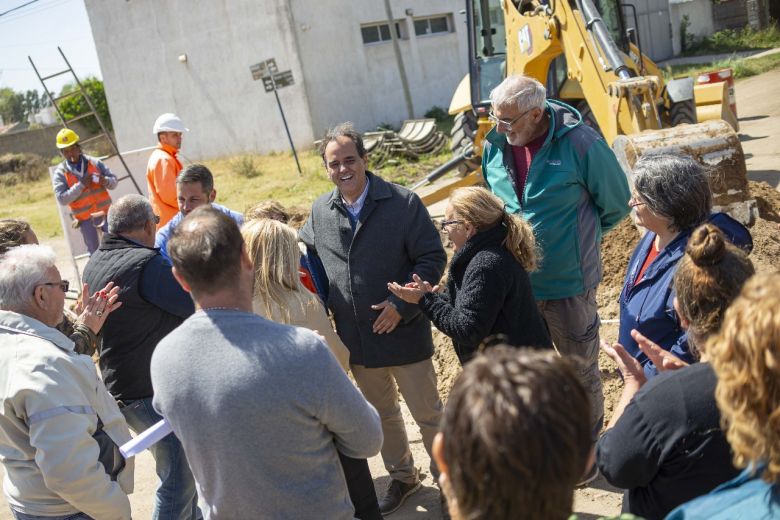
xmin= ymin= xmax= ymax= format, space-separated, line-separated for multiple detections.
xmin=0 ymin=87 xmax=25 ymax=124
xmin=57 ymin=77 xmax=112 ymax=133
xmin=23 ymin=90 xmax=42 ymax=118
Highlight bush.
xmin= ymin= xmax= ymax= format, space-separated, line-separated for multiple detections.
xmin=0 ymin=153 xmax=49 ymax=187
xmin=231 ymin=154 xmax=262 ymax=178
xmin=425 ymin=105 xmax=455 ymax=134
xmin=377 ymin=121 xmax=399 ymax=132
xmin=58 ymin=78 xmax=112 ymax=133
xmin=683 ymin=25 xmax=780 ymax=56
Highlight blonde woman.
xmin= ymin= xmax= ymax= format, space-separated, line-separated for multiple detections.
xmin=242 ymin=217 xmax=382 ymax=520
xmin=666 ymin=271 xmax=780 ymax=518
xmin=388 ymin=186 xmax=551 ymax=364
xmin=242 ymin=218 xmax=349 ymax=371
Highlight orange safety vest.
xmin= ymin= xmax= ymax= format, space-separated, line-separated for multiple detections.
xmin=63 ymin=159 xmax=113 ymax=221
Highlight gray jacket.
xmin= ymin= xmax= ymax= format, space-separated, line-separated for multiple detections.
xmin=300 ymin=172 xmax=446 ymax=367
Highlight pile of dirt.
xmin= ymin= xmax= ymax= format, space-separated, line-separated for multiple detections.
xmin=598 ymin=218 xmax=640 ymax=319
xmin=746 ymin=180 xmax=780 ymax=274
xmin=432 ymin=331 xmax=461 ymax=401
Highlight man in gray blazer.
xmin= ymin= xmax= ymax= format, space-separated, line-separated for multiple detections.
xmin=300 ymin=122 xmax=447 ymax=515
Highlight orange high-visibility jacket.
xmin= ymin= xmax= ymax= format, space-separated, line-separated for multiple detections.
xmin=146 ymin=143 xmax=182 ymax=229
xmin=63 ymin=160 xmax=113 ymax=221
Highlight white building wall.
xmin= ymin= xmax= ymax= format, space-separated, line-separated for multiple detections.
xmin=290 ymin=0 xmax=468 ymax=137
xmin=84 ymin=0 xmax=315 ymax=160
xmin=669 ymin=0 xmax=715 ymax=55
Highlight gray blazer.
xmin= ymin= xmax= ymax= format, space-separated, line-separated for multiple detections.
xmin=300 ymin=172 xmax=446 ymax=368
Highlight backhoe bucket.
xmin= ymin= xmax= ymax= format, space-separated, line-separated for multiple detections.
xmin=612 ymin=120 xmax=757 ymax=225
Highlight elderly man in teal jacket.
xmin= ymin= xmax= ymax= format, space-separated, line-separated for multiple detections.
xmin=482 ymin=75 xmax=630 ymax=475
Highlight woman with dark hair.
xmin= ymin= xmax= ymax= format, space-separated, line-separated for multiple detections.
xmin=598 ymin=224 xmax=755 ymax=519
xmin=618 ymin=154 xmax=751 ymax=377
xmin=388 ymin=186 xmax=551 ymax=364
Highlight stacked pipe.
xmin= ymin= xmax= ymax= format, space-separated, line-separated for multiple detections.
xmin=363 ymin=118 xmax=448 ymax=168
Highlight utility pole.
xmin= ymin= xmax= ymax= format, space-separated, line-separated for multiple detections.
xmin=383 ymin=0 xmax=414 ymax=120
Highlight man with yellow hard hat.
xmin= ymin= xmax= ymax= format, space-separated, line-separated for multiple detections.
xmin=146 ymin=113 xmax=188 ymax=229
xmin=52 ymin=128 xmax=118 ymax=254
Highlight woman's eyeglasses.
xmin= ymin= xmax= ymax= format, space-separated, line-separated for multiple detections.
xmin=440 ymin=220 xmax=463 ymax=231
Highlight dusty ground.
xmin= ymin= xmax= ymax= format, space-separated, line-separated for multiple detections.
xmin=2 ymin=69 xmax=780 ymax=520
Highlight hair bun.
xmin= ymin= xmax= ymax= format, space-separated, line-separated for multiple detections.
xmin=686 ymin=223 xmax=726 ymax=267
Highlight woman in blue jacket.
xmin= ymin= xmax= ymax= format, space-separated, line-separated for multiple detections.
xmin=619 ymin=154 xmax=752 ymax=377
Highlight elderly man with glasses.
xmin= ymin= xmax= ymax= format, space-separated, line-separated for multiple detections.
xmin=82 ymin=194 xmax=199 ymax=520
xmin=481 ymin=75 xmax=631 ymax=484
xmin=0 ymin=244 xmax=134 ymax=520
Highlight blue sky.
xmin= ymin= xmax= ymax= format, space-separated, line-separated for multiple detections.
xmin=0 ymin=0 xmax=102 ymax=94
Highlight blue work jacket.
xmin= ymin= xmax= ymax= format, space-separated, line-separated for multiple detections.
xmin=618 ymin=213 xmax=752 ymax=377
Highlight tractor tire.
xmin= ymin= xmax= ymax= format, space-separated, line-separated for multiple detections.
xmin=669 ymin=98 xmax=698 ymax=126
xmin=450 ymin=111 xmax=482 ymax=175
xmin=576 ymin=100 xmax=603 ymax=137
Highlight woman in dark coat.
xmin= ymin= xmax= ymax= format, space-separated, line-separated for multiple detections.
xmin=388 ymin=186 xmax=551 ymax=364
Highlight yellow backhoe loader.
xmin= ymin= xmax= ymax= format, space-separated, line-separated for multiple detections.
xmin=415 ymin=0 xmax=756 ymax=224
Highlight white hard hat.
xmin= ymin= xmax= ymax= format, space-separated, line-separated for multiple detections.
xmin=152 ymin=113 xmax=189 ymax=134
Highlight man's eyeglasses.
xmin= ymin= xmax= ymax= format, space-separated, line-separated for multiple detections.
xmin=327 ymin=157 xmax=359 ymax=172
xmin=39 ymin=280 xmax=70 ymax=293
xmin=440 ymin=219 xmax=462 ymax=231
xmin=488 ymin=107 xmax=536 ymax=130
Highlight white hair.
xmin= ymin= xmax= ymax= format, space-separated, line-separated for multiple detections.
xmin=489 ymin=75 xmax=547 ymax=113
xmin=108 ymin=194 xmax=155 ymax=234
xmin=0 ymin=244 xmax=58 ymax=311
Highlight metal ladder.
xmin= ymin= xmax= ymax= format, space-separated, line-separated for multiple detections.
xmin=28 ymin=46 xmax=142 ymax=194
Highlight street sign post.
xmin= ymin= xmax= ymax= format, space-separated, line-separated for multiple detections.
xmin=249 ymin=58 xmax=301 ymax=175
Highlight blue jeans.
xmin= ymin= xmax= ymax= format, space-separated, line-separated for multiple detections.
xmin=121 ymin=398 xmax=200 ymax=520
xmin=11 ymin=512 xmax=92 ymax=520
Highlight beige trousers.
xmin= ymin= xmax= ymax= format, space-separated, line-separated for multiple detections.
xmin=351 ymin=358 xmax=443 ymax=484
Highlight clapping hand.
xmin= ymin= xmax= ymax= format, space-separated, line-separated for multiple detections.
xmin=632 ymin=329 xmax=688 ymax=372
xmin=387 ymin=273 xmax=438 ymax=304
xmin=77 ymin=282 xmax=123 ymax=334
xmin=600 ymin=339 xmax=647 ymax=389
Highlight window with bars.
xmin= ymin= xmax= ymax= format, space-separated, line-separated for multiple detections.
xmin=360 ymin=21 xmax=407 ymax=44
xmin=413 ymin=14 xmax=452 ymax=36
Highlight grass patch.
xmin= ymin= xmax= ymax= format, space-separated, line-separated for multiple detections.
xmin=665 ymin=51 xmax=780 ymax=81
xmin=0 ymin=146 xmax=452 ymax=241
xmin=0 ymin=174 xmax=62 ymax=239
xmin=206 ymin=147 xmax=451 ymax=214
xmin=681 ymin=25 xmax=780 ymax=56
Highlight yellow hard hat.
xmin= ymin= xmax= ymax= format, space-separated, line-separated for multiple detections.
xmin=56 ymin=128 xmax=80 ymax=149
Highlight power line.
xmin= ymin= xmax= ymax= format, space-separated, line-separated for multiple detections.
xmin=0 ymin=0 xmax=40 ymax=18
xmin=0 ymin=0 xmax=73 ymax=26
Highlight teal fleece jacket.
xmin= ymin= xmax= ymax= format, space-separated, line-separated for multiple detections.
xmin=482 ymin=100 xmax=630 ymax=300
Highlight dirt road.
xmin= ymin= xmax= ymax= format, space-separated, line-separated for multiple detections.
xmin=2 ymin=67 xmax=779 ymax=520
xmin=736 ymin=68 xmax=780 ymax=189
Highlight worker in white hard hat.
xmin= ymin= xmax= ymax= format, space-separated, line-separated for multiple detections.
xmin=146 ymin=113 xmax=189 ymax=228
xmin=52 ymin=128 xmax=118 ymax=254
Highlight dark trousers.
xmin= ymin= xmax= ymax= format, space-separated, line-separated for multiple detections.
xmin=339 ymin=453 xmax=383 ymax=520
